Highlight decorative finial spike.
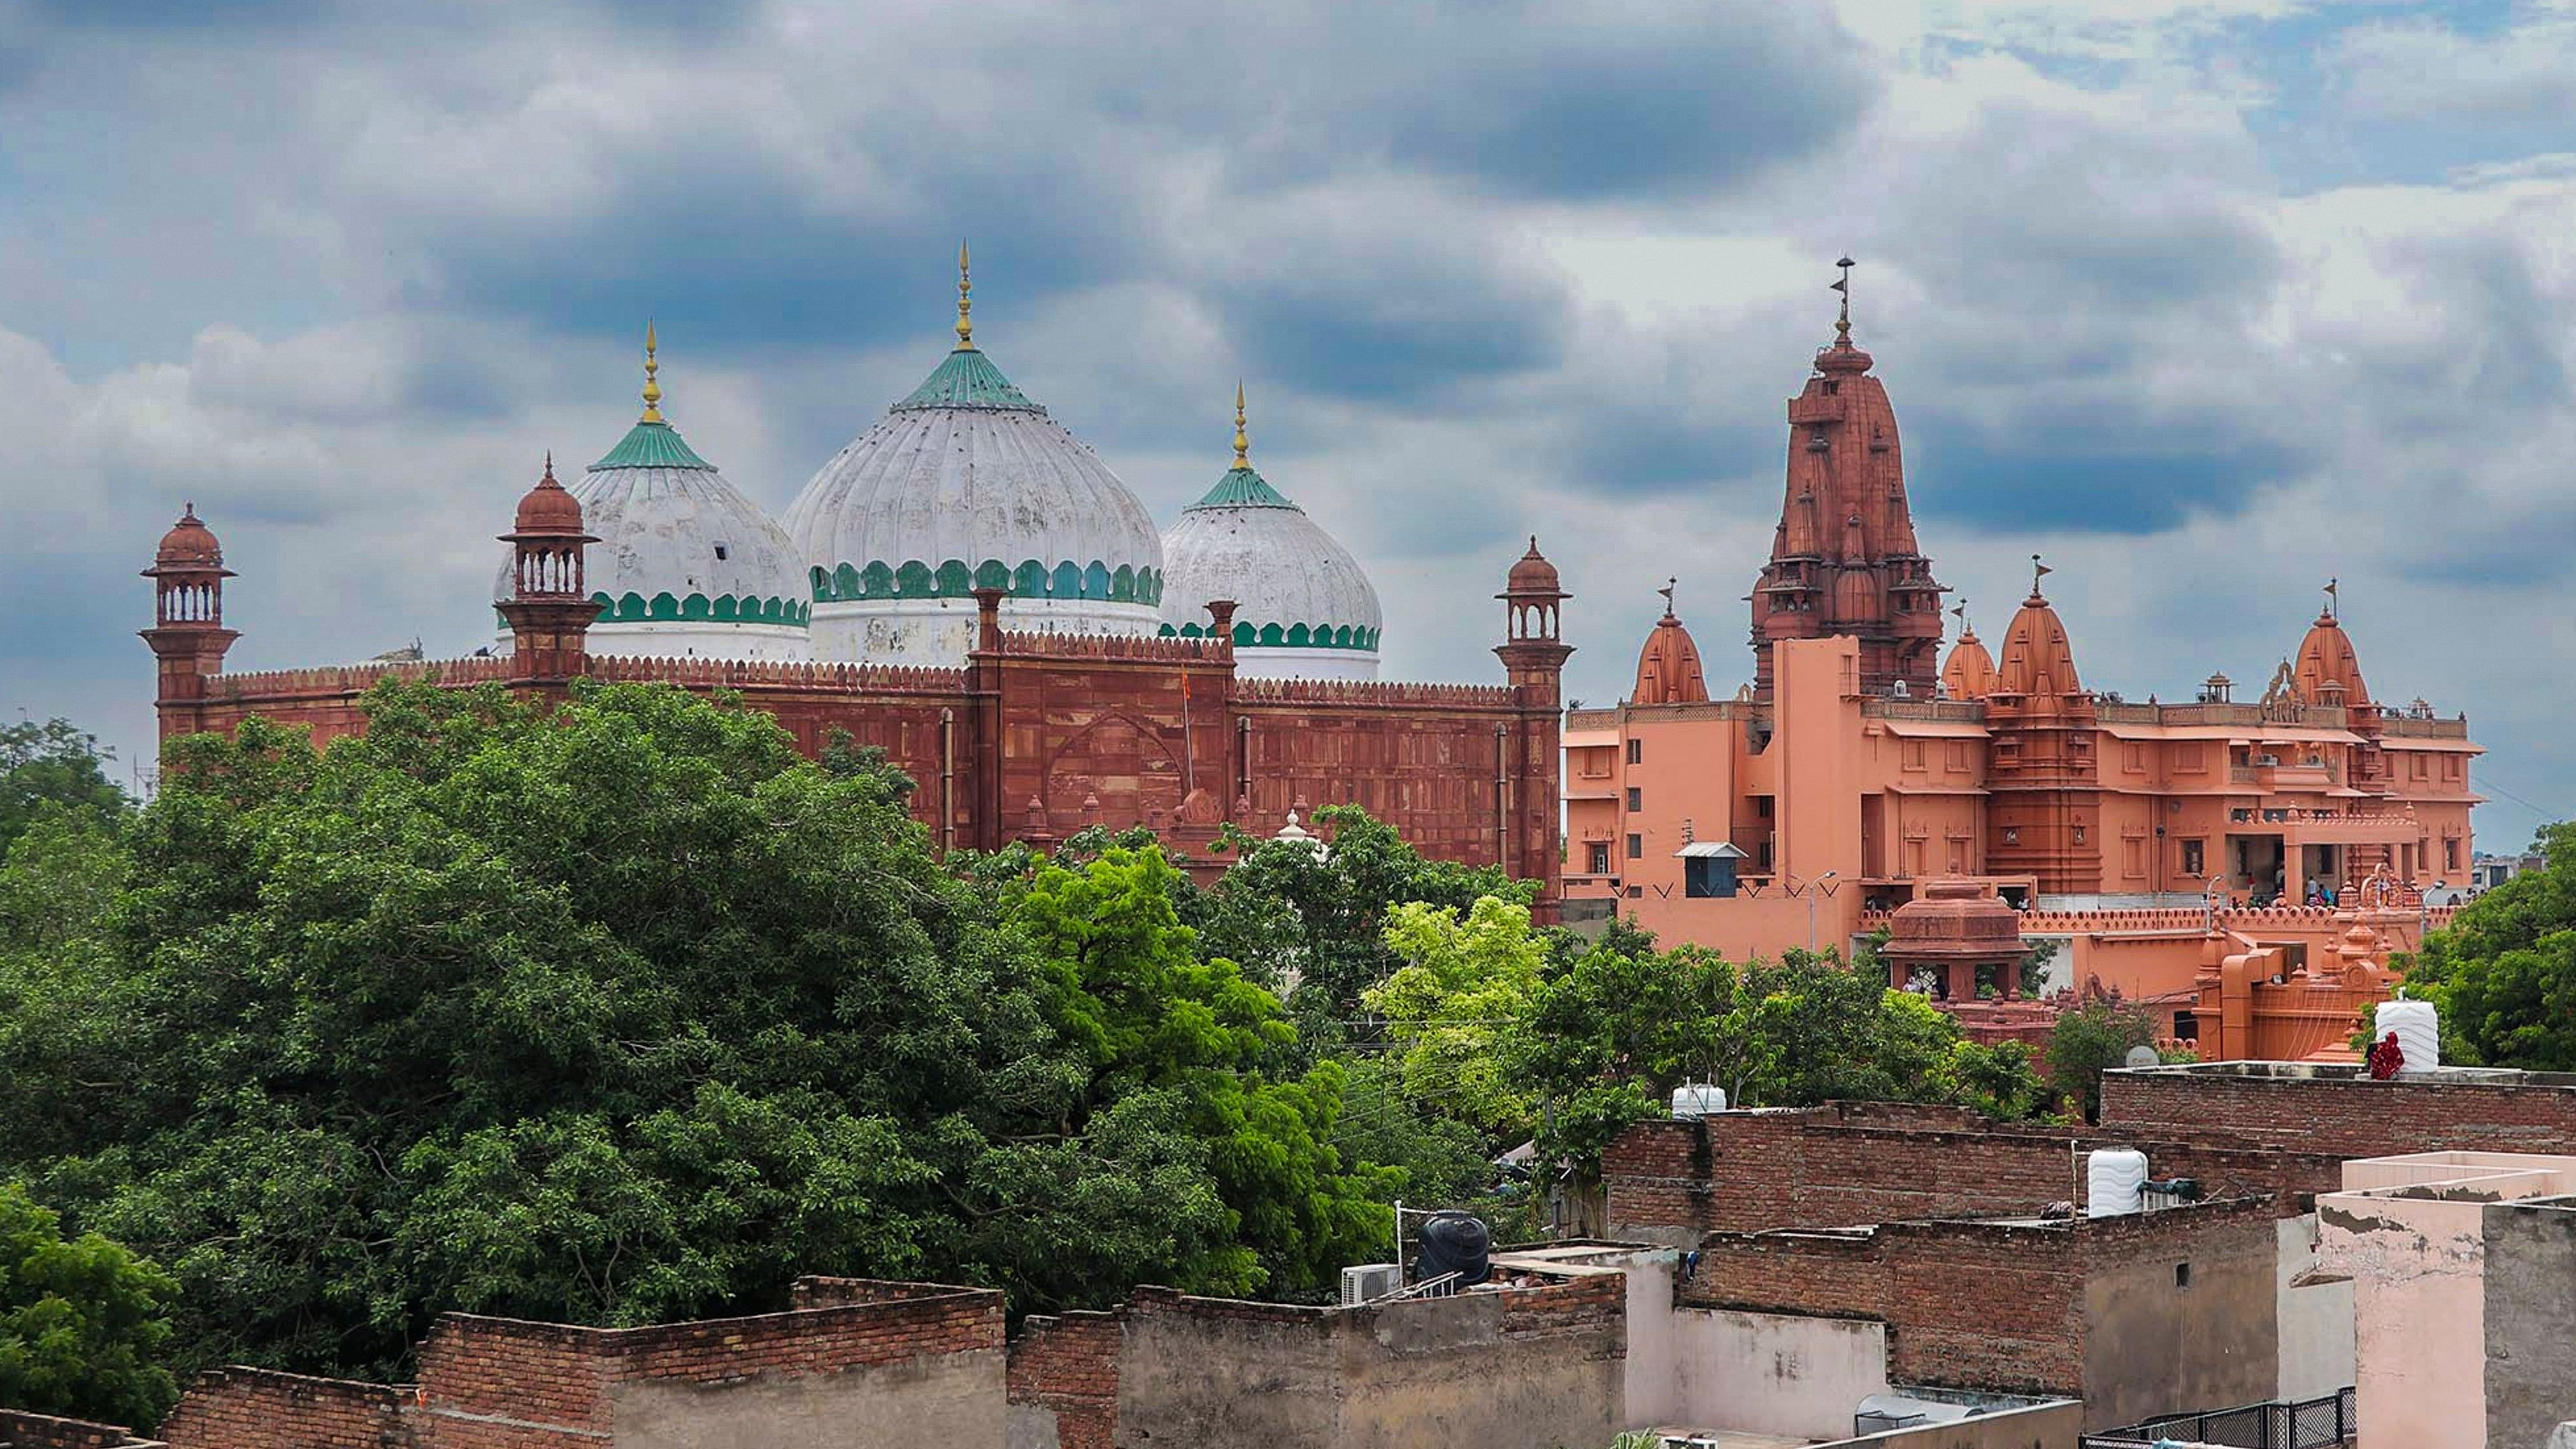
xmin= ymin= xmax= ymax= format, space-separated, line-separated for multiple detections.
xmin=1831 ymin=256 xmax=1855 ymax=341
xmin=1657 ymin=577 xmax=1677 ymax=616
xmin=1232 ymin=380 xmax=1250 ymax=470
xmin=2324 ymin=576 xmax=2339 ymax=620
xmin=543 ymin=450 xmax=555 ymax=482
xmin=955 ymin=239 xmax=975 ymax=351
xmin=639 ymin=321 xmax=664 ymax=423
xmin=2030 ymin=553 xmax=2054 ymax=600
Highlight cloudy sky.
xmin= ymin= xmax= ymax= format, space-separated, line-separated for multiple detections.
xmin=2 ymin=0 xmax=2568 ymax=843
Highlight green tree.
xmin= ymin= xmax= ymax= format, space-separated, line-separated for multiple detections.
xmin=2046 ymin=998 xmax=2161 ymax=1123
xmin=2400 ymin=822 xmax=2576 ymax=1069
xmin=0 ymin=681 xmax=1371 ymax=1381
xmin=1197 ymin=805 xmax=1532 ymax=1024
xmin=1004 ymin=844 xmax=1392 ymax=1297
xmin=1366 ymin=897 xmax=1549 ymax=1134
xmin=0 ymin=719 xmax=129 ymax=859
xmin=0 ymin=1185 xmax=178 ymax=1429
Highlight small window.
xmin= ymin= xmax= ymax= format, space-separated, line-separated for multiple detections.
xmin=2175 ymin=1262 xmax=2191 ymax=1289
xmin=1627 ymin=738 xmax=1642 ymax=766
xmin=2123 ymin=743 xmax=2145 ymax=774
xmin=1626 ymin=787 xmax=1642 ymax=811
xmin=1626 ymin=834 xmax=1643 ymax=860
xmin=1902 ymin=740 xmax=1926 ymax=771
xmin=1757 ymin=797 xmax=1774 ymax=820
xmin=2173 ymin=1011 xmax=2198 ymax=1041
xmin=2002 ymin=826 xmax=2020 ymax=846
xmin=1586 ymin=841 xmax=1611 ymax=875
xmin=1945 ymin=740 xmax=1968 ymax=772
xmin=2072 ymin=824 xmax=2087 ymax=845
xmin=2177 ymin=744 xmax=2206 ymax=773
xmin=2445 ymin=839 xmax=2461 ymax=873
xmin=2181 ymin=839 xmax=2206 ymax=876
xmin=712 ymin=542 xmax=730 ymax=561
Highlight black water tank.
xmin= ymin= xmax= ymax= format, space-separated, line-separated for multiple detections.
xmin=1416 ymin=1211 xmax=1491 ymax=1285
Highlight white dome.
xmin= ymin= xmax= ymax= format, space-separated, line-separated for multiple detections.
xmin=1160 ymin=461 xmax=1382 ymax=682
xmin=784 ymin=346 xmax=1164 ymax=664
xmin=492 ymin=415 xmax=811 ymax=662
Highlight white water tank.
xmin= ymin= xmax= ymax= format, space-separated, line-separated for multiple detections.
xmin=2379 ymin=998 xmax=2440 ymax=1072
xmin=2087 ymin=1148 xmax=2150 ymax=1218
xmin=1671 ymin=1083 xmax=1728 ymax=1118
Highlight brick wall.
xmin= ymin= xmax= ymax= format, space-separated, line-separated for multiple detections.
xmin=1678 ymin=1200 xmax=2277 ymax=1407
xmin=0 ymin=1408 xmax=161 ymax=1449
xmin=1495 ymin=1271 xmax=1626 ymax=1346
xmin=163 ymin=1284 xmax=1005 ymax=1449
xmin=156 ymin=1368 xmax=416 ymax=1449
xmin=1006 ymin=1311 xmax=1120 ymax=1449
xmin=2103 ymin=1067 xmax=2576 ymax=1157
xmin=1605 ymin=1101 xmax=2369 ymax=1243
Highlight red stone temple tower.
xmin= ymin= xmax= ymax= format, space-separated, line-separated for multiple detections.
xmin=1750 ymin=261 xmax=1945 ymax=697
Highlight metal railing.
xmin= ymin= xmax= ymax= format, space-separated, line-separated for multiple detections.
xmin=2081 ymin=1387 xmax=2355 ymax=1449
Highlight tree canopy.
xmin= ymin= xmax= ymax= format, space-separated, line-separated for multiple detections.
xmin=0 ymin=682 xmax=1383 ymax=1387
xmin=0 ymin=1185 xmax=176 ymax=1429
xmin=2400 ymin=822 xmax=2576 ymax=1069
xmin=0 ymin=718 xmax=129 ymax=859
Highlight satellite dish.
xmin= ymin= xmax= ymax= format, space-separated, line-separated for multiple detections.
xmin=2123 ymin=1046 xmax=2161 ymax=1070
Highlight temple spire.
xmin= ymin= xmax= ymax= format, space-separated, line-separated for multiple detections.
xmin=639 ymin=323 xmax=663 ymax=424
xmin=955 ymin=239 xmax=975 ymax=351
xmin=1232 ymin=380 xmax=1250 ymax=470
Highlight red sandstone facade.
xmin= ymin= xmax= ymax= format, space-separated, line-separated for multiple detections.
xmin=140 ymin=476 xmax=1570 ymax=910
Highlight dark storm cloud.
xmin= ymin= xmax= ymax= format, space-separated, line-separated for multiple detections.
xmin=1904 ymin=415 xmax=2298 ymax=532
xmin=1364 ymin=6 xmax=1874 ymax=201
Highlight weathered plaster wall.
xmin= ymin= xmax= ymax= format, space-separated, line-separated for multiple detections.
xmin=2483 ymin=1198 xmax=2576 ymax=1449
xmin=606 ymin=1347 xmax=1005 ymax=1449
xmin=2318 ymin=1190 xmax=2489 ymax=1449
xmin=1664 ymin=1308 xmax=1889 ymax=1441
xmin=2078 ymin=1202 xmax=2279 ymax=1430
xmin=1107 ymin=1278 xmax=1623 ymax=1449
xmin=2273 ymin=1214 xmax=2355 ymax=1403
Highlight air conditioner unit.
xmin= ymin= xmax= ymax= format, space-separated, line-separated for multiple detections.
xmin=1340 ymin=1263 xmax=1401 ymax=1306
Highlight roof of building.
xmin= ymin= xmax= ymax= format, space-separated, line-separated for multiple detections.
xmin=1159 ymin=386 xmax=1382 ymax=662
xmin=784 ymin=261 xmax=1164 ymax=615
xmin=1632 ymin=603 xmax=1709 ymax=705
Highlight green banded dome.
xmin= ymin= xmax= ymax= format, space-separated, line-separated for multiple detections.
xmin=1159 ymin=404 xmax=1382 ymax=682
xmin=493 ymin=337 xmax=810 ymax=661
xmin=784 ymin=268 xmax=1165 ymax=664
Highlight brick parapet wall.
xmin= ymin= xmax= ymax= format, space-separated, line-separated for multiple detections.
xmin=0 ymin=1409 xmax=161 ymax=1449
xmin=157 ymin=1367 xmax=417 ymax=1449
xmin=1006 ymin=1311 xmax=1122 ymax=1449
xmin=165 ymin=1283 xmax=1005 ymax=1449
xmin=1493 ymin=1273 xmax=1624 ymax=1353
xmin=2102 ymin=1068 xmax=2576 ymax=1157
xmin=1681 ymin=1199 xmax=2273 ymax=1402
xmin=1607 ymin=1096 xmax=2402 ymax=1242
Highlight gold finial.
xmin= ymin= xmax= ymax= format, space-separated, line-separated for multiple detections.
xmin=1831 ymin=256 xmax=1854 ymax=341
xmin=1232 ymin=380 xmax=1250 ymax=470
xmin=955 ymin=239 xmax=975 ymax=350
xmin=640 ymin=321 xmax=664 ymax=423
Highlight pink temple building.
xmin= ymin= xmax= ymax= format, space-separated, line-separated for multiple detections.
xmin=1564 ymin=297 xmax=2480 ymax=1053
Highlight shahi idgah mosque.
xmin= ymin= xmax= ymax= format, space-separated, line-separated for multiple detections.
xmin=485 ymin=247 xmax=1387 ymax=682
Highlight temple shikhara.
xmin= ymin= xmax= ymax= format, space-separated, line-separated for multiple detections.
xmin=141 ymin=253 xmax=1568 ymax=909
xmin=1565 ymin=271 xmax=2480 ymax=1059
